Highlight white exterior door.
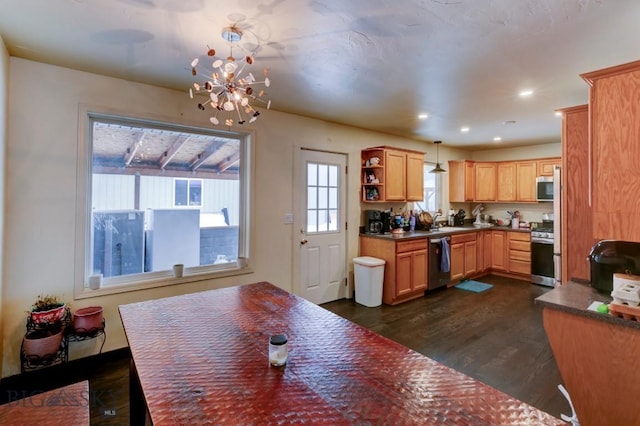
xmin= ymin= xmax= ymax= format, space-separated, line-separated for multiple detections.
xmin=293 ymin=148 xmax=347 ymax=304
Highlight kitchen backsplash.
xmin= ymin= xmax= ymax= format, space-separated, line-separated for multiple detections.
xmin=450 ymin=202 xmax=554 ymax=224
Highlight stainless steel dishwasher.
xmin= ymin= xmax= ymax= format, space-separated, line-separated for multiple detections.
xmin=428 ymin=237 xmax=451 ymax=290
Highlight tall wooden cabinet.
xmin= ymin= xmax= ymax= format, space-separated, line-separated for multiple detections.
xmin=582 ymin=61 xmax=640 ymax=242
xmin=558 ymin=104 xmax=592 ymax=282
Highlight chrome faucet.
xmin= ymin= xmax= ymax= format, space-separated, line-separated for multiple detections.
xmin=431 ymin=212 xmax=440 ymax=230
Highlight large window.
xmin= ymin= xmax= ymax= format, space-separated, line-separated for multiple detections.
xmin=422 ymin=162 xmax=440 ymax=211
xmin=80 ymin=112 xmax=250 ymax=291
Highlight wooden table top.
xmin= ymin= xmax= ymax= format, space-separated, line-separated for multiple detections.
xmin=119 ymin=282 xmax=562 ymax=425
xmin=0 ymin=380 xmax=89 ymax=425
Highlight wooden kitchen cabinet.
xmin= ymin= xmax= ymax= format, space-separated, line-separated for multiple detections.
xmin=508 ymin=231 xmax=531 ymax=276
xmin=448 ymin=160 xmax=475 ymax=202
xmin=497 ymin=162 xmax=516 ymax=202
xmin=359 ymin=236 xmax=427 ymax=305
xmin=516 ymin=161 xmax=538 ymax=202
xmin=474 ymin=163 xmax=497 ymax=202
xmin=582 ymin=61 xmax=640 ymax=242
xmin=450 ymin=233 xmax=477 ymax=283
xmin=361 ymin=147 xmax=424 ymax=203
xmin=475 ymin=230 xmax=492 ymax=274
xmin=490 ymin=230 xmax=507 ymax=271
xmin=558 ymin=105 xmax=592 ymax=282
xmin=537 ymin=158 xmax=561 ymax=176
xmin=406 ymin=152 xmax=425 ymax=201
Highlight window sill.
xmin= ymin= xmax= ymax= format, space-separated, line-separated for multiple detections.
xmin=75 ymin=266 xmax=254 ymax=300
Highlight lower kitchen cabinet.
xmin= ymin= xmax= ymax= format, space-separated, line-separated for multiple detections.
xmin=508 ymin=232 xmax=531 ymax=276
xmin=476 ymin=230 xmax=492 ymax=274
xmin=396 ymin=240 xmax=427 ymax=297
xmin=359 ymin=236 xmax=428 ymax=305
xmin=490 ymin=230 xmax=508 ymax=271
xmin=450 ymin=233 xmax=477 ymax=283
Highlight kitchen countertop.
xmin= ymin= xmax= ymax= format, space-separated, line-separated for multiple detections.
xmin=360 ymin=224 xmax=531 ymax=240
xmin=535 ymin=281 xmax=640 ymax=330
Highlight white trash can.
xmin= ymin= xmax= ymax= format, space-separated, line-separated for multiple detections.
xmin=353 ymin=256 xmax=385 ymax=307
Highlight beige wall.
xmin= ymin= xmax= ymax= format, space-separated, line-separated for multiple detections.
xmin=2 ymin=58 xmax=474 ymax=376
xmin=0 ymin=35 xmax=8 ymax=378
xmin=470 ymin=142 xmax=561 ymax=162
xmin=2 ymin=57 xmax=561 ymax=377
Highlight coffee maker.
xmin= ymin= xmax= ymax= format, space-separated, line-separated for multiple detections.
xmin=365 ymin=210 xmax=384 ymax=234
xmin=588 ymin=240 xmax=640 ymax=292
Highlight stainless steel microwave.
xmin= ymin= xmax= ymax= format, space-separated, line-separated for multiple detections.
xmin=536 ymin=176 xmax=554 ymax=201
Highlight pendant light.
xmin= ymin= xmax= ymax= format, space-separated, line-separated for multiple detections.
xmin=429 ymin=140 xmax=447 ymax=173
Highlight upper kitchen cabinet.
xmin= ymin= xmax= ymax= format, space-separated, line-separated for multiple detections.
xmin=558 ymin=105 xmax=592 ymax=282
xmin=582 ymin=60 xmax=640 ymax=242
xmin=516 ymin=161 xmax=538 ymax=202
xmin=537 ymin=158 xmax=561 ymax=176
xmin=449 ymin=160 xmax=475 ymax=202
xmin=497 ymin=162 xmax=516 ymax=202
xmin=474 ymin=163 xmax=497 ymax=202
xmin=406 ymin=151 xmax=426 ymax=201
xmin=361 ymin=147 xmax=424 ymax=203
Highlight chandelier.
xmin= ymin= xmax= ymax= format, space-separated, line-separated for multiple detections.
xmin=189 ymin=25 xmax=272 ymax=127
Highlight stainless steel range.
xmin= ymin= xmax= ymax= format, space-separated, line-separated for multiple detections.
xmin=531 ymin=225 xmax=555 ymax=287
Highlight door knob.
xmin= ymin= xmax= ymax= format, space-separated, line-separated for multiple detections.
xmin=300 ymin=239 xmax=308 ymax=245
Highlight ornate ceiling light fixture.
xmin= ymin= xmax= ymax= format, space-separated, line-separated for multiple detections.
xmin=189 ymin=25 xmax=271 ymax=127
xmin=429 ymin=140 xmax=447 ymax=173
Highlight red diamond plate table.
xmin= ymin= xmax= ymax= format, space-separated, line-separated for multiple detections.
xmin=119 ymin=282 xmax=562 ymax=425
xmin=0 ymin=380 xmax=89 ymax=425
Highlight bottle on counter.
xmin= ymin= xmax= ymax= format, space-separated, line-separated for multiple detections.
xmin=409 ymin=210 xmax=416 ymax=231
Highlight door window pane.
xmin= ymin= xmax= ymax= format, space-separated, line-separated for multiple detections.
xmin=306 ymin=162 xmax=341 ymax=234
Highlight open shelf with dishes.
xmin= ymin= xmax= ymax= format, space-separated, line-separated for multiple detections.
xmin=361 ymin=148 xmax=386 ymax=202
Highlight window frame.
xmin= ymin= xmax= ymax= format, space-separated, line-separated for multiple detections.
xmin=74 ymin=106 xmax=253 ymax=299
xmin=422 ymin=161 xmax=441 ymax=212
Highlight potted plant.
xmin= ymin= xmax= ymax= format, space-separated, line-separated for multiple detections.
xmin=29 ymin=294 xmax=67 ymax=325
xmin=23 ymin=294 xmax=68 ymax=360
xmin=22 ymin=326 xmax=64 ymax=360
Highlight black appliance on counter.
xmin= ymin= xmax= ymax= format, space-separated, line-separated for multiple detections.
xmin=588 ymin=240 xmax=640 ymax=292
xmin=365 ymin=210 xmax=384 ymax=234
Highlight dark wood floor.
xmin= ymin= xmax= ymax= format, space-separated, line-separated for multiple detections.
xmin=0 ymin=275 xmax=568 ymax=424
xmin=322 ymin=275 xmax=569 ymax=419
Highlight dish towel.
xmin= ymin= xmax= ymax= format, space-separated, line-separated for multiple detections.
xmin=440 ymin=238 xmax=451 ymax=273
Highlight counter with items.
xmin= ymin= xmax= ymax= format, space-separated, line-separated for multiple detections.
xmin=535 ymin=281 xmax=640 ymax=426
xmin=359 ymin=224 xmax=530 ymax=241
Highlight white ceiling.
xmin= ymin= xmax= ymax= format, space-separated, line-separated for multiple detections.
xmin=1 ymin=0 xmax=639 ymax=150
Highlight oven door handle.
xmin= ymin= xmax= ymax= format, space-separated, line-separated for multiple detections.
xmin=531 ymin=237 xmax=554 ymax=244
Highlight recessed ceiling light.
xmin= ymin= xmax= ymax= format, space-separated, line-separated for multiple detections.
xmin=519 ymin=89 xmax=534 ymax=97
xmin=493 ymin=136 xmax=502 ymax=142
xmin=504 ymin=120 xmax=516 ymax=125
xmin=418 ymin=113 xmax=429 ymax=120
xmin=460 ymin=127 xmax=470 ymax=133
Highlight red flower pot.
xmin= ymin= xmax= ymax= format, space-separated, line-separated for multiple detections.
xmin=73 ymin=306 xmax=103 ymax=334
xmin=30 ymin=304 xmax=66 ymax=325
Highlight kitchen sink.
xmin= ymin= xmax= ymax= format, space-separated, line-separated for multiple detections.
xmin=434 ymin=227 xmax=470 ymax=232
